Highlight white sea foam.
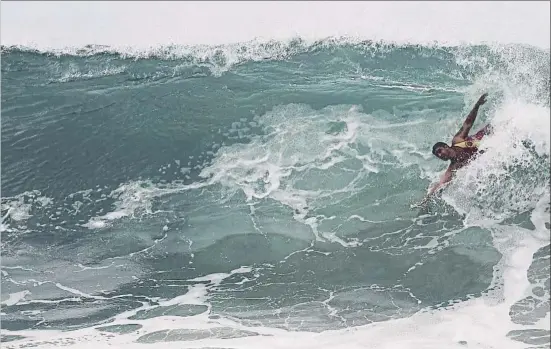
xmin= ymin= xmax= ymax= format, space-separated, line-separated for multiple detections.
xmin=1 ymin=190 xmax=54 ymax=233
xmin=1 ymin=290 xmax=31 ymax=307
xmin=81 ymin=181 xmax=188 ymax=229
xmin=55 ymin=64 xmax=127 ymax=83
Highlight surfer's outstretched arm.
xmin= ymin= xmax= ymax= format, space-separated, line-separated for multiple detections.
xmin=427 ymin=166 xmax=453 ymax=196
xmin=452 ymin=93 xmax=488 ymax=143
xmin=414 ymin=166 xmax=454 ymax=207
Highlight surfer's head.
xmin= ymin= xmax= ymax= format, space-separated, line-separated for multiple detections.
xmin=432 ymin=142 xmax=454 ymax=161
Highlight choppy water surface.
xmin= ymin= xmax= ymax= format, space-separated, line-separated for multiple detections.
xmin=1 ymin=39 xmax=550 ymax=349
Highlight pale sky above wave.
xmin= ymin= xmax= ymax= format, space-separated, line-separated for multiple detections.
xmin=1 ymin=1 xmax=549 ymax=49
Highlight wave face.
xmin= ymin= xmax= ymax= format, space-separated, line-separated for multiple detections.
xmin=1 ymin=40 xmax=550 ymax=349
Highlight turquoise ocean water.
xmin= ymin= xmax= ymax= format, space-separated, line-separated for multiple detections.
xmin=1 ymin=39 xmax=550 ymax=348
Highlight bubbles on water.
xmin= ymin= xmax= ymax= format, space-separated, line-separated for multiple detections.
xmin=197 ymin=104 xmax=369 ymax=242
xmin=43 ymin=59 xmax=128 ymax=84
xmin=81 ymin=180 xmax=187 ymax=229
xmin=1 ymin=191 xmax=54 ymax=235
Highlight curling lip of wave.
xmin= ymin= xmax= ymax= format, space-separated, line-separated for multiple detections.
xmin=1 ymin=36 xmax=547 ymax=60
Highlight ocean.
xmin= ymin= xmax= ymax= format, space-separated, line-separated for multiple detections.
xmin=1 ymin=38 xmax=550 ymax=349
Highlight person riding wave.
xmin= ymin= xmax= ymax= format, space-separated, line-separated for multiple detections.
xmin=416 ymin=93 xmax=491 ymax=207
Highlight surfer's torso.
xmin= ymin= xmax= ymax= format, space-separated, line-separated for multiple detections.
xmin=450 ymin=138 xmax=483 ymax=169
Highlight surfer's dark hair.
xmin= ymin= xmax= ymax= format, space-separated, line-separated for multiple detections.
xmin=432 ymin=142 xmax=448 ymax=156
